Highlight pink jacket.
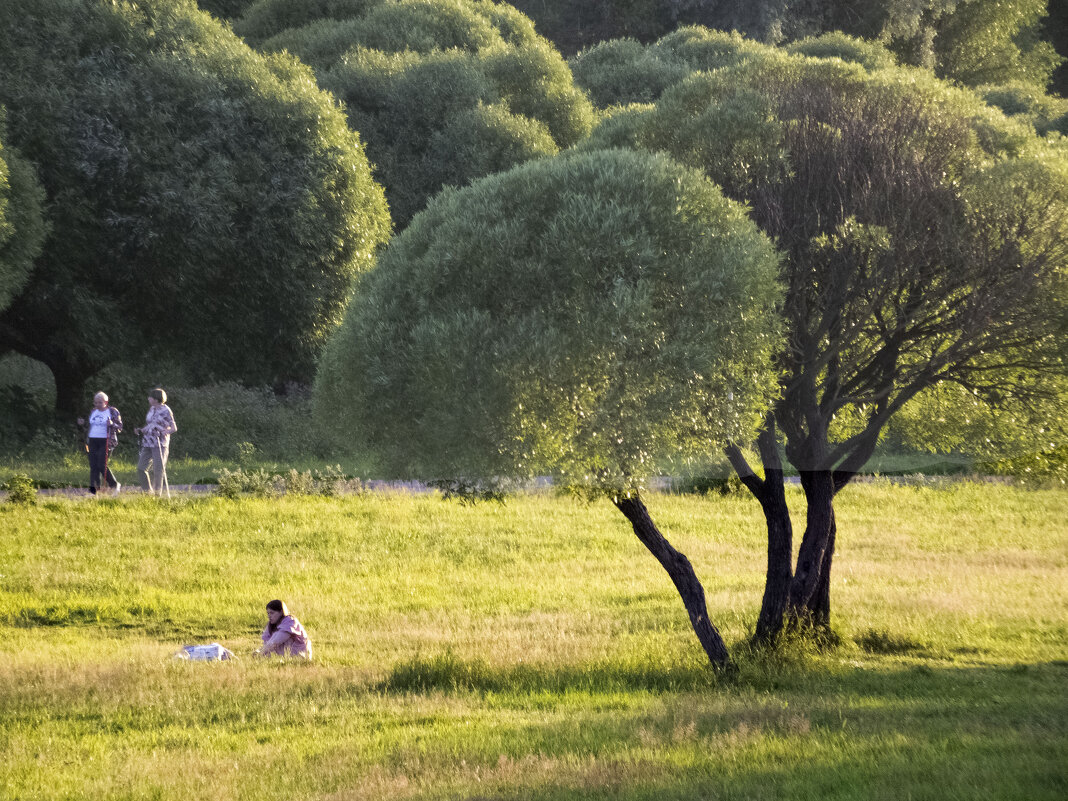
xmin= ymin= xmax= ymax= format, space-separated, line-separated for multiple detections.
xmin=260 ymin=615 xmax=312 ymax=659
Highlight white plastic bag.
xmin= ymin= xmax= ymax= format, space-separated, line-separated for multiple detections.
xmin=174 ymin=643 xmax=235 ymax=661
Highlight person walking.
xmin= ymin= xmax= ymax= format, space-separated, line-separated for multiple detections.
xmin=134 ymin=388 xmax=177 ymax=495
xmin=76 ymin=391 xmax=123 ymax=496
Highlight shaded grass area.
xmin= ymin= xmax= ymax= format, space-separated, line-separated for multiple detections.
xmin=0 ymin=485 xmax=1065 ymax=799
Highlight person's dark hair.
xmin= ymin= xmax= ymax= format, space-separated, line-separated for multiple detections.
xmin=149 ymin=387 xmax=167 ymax=404
xmin=265 ymin=599 xmax=288 ymax=634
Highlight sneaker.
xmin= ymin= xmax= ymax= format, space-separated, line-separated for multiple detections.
xmin=112 ymin=482 xmax=121 ymax=496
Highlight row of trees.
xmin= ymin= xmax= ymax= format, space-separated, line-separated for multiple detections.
xmin=196 ymin=0 xmax=1068 ymax=97
xmin=0 ymin=0 xmax=599 ymax=410
xmin=507 ymin=1 xmax=1068 ymax=94
xmin=236 ymin=0 xmax=596 ymax=227
xmin=0 ymin=0 xmax=392 ymax=412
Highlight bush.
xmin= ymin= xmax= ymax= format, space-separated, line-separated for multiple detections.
xmin=569 ymin=38 xmax=690 ymax=108
xmin=213 ymin=467 xmax=279 ymax=499
xmin=165 ymin=382 xmax=338 ymax=461
xmin=978 ymin=445 xmax=1068 ymax=487
xmin=671 ymin=473 xmax=748 ymax=496
xmin=3 ymin=472 xmax=36 ymax=504
xmin=979 ymin=81 xmax=1068 ymax=136
xmin=235 ymin=0 xmax=378 ymax=45
xmin=214 ymin=464 xmax=361 ymax=498
xmin=786 ymin=32 xmax=897 ymax=72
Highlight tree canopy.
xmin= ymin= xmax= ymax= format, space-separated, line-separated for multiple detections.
xmin=583 ymin=48 xmax=1068 ymax=639
xmin=316 ymin=148 xmax=783 ymax=665
xmin=240 ymin=0 xmax=595 ymax=228
xmin=316 ymin=147 xmax=782 ymax=487
xmin=0 ymin=0 xmax=391 ymax=412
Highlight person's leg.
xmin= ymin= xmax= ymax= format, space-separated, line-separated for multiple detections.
xmin=157 ymin=442 xmax=170 ymax=494
xmin=87 ymin=439 xmax=104 ymax=494
xmin=137 ymin=447 xmax=155 ymax=493
xmin=104 ymin=448 xmax=118 ymax=490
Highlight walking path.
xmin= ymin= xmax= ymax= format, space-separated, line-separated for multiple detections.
xmin=9 ymin=473 xmax=1010 ymax=501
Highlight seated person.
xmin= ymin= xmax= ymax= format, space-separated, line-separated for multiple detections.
xmin=255 ymin=599 xmax=312 ymax=659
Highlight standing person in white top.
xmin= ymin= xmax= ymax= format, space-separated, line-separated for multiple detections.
xmin=134 ymin=388 xmax=177 ymax=495
xmin=76 ymin=391 xmax=123 ymax=496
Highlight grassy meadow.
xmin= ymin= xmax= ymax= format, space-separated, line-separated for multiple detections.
xmin=1 ymin=482 xmax=1066 ymax=799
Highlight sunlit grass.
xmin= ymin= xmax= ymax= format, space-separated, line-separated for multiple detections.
xmin=1 ymin=484 xmax=1065 ymax=799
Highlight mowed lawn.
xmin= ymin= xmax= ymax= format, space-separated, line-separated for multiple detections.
xmin=1 ymin=483 xmax=1065 ymax=800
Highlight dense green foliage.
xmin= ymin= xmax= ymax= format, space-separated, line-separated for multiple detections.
xmin=527 ymin=0 xmax=1064 ymax=91
xmin=785 ymin=30 xmax=898 ymax=71
xmin=888 ymin=377 xmax=1068 ymax=486
xmin=0 ymin=486 xmax=1065 ymax=798
xmin=316 ymin=148 xmax=781 ymax=491
xmin=0 ymin=0 xmax=391 ymax=412
xmin=571 ymin=27 xmax=773 ymax=107
xmin=582 ymin=47 xmax=1068 ymax=639
xmin=585 ymin=52 xmax=1068 ymax=471
xmin=241 ymin=0 xmax=595 ymax=228
xmin=234 ymin=0 xmax=379 ymax=45
xmin=0 ymin=128 xmax=46 ymax=312
xmin=925 ymin=0 xmax=1061 ymax=88
xmin=195 ymin=0 xmax=257 ymax=19
xmin=979 ymin=80 xmax=1068 ymax=134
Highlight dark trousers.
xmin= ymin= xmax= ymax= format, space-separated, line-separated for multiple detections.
xmin=87 ymin=437 xmax=117 ymax=493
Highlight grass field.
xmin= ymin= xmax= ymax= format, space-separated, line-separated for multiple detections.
xmin=1 ymin=483 xmax=1065 ymax=800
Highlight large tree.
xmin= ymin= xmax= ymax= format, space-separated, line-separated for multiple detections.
xmin=584 ymin=49 xmax=1068 ymax=642
xmin=238 ymin=0 xmax=595 ymax=228
xmin=0 ymin=0 xmax=391 ymax=413
xmin=315 ymin=148 xmax=783 ymax=667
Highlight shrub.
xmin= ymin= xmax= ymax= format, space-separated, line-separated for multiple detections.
xmin=569 ymin=38 xmax=690 ymax=108
xmin=214 ymin=464 xmax=361 ymax=498
xmin=213 ymin=467 xmax=279 ymax=499
xmin=2 ymin=472 xmax=36 ymax=504
xmin=786 ymin=32 xmax=898 ymax=72
xmin=281 ymin=469 xmax=316 ymax=496
xmin=235 ymin=0 xmax=378 ymax=45
xmin=164 ymin=382 xmax=337 ymax=461
xmin=672 ymin=473 xmax=748 ymax=497
xmin=978 ymin=445 xmax=1068 ymax=487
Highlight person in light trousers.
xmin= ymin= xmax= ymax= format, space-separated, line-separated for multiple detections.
xmin=134 ymin=388 xmax=177 ymax=494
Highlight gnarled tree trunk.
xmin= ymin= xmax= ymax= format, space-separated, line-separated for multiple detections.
xmin=788 ymin=470 xmax=836 ymax=617
xmin=806 ymin=510 xmax=836 ymax=630
xmin=614 ymin=494 xmax=731 ymax=668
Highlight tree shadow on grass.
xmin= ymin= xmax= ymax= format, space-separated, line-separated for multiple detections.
xmin=374 ymin=658 xmax=1067 ymax=800
xmin=379 ymin=650 xmax=723 ymax=695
